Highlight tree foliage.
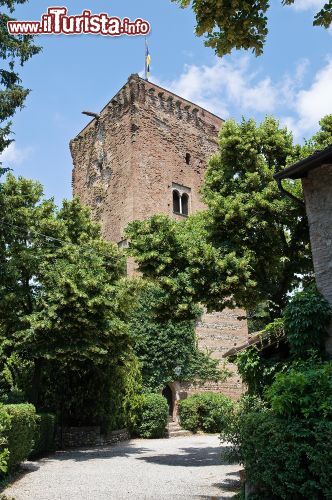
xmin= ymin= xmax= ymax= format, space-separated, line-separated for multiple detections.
xmin=128 ymin=116 xmax=332 ymax=321
xmin=201 ymin=116 xmax=315 ymax=318
xmin=266 ymin=360 xmax=332 ymax=419
xmin=0 ymin=174 xmax=139 ymax=429
xmin=172 ymin=0 xmax=332 ymax=57
xmin=0 ymin=0 xmax=41 ymax=156
xmin=284 ymin=286 xmax=332 ymax=359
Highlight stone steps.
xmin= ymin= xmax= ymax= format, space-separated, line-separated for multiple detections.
xmin=166 ymin=420 xmax=192 ymax=438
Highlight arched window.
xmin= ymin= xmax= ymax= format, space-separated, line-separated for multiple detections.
xmin=173 ymin=190 xmax=180 ymax=214
xmin=182 ymin=193 xmax=189 ymax=216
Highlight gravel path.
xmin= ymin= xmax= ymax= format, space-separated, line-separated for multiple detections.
xmin=3 ymin=435 xmax=241 ymax=500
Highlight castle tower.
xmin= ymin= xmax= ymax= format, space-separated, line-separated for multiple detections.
xmin=70 ymin=74 xmax=248 ymax=400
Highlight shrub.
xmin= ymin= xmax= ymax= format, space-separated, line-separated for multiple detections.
xmin=4 ymin=404 xmax=36 ymax=470
xmin=284 ymin=286 xmax=332 ymax=358
xmin=266 ymin=361 xmax=332 ymax=419
xmin=222 ymin=366 xmax=332 ymax=499
xmin=220 ymin=395 xmax=267 ymax=460
xmin=135 ymin=393 xmax=168 ymax=438
xmin=30 ymin=413 xmax=56 ymax=458
xmin=231 ymin=409 xmax=332 ymax=499
xmin=0 ymin=407 xmax=10 ymax=474
xmin=234 ymin=318 xmax=287 ymax=396
xmin=179 ymin=392 xmax=234 ymax=433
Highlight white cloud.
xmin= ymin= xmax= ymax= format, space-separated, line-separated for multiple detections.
xmin=152 ymin=54 xmax=332 ymax=141
xmin=0 ymin=142 xmax=33 ymax=166
xmin=282 ymin=57 xmax=332 ymax=139
xmin=290 ymin=0 xmax=325 ymax=11
xmin=152 ymin=57 xmax=278 ymax=118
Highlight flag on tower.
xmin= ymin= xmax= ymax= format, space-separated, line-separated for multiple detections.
xmin=145 ymin=38 xmax=151 ymax=81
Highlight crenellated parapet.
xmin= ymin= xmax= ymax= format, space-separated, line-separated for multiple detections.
xmin=71 ymin=74 xmax=222 ymax=148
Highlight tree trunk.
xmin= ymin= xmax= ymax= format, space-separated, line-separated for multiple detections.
xmin=29 ymin=358 xmax=43 ymax=408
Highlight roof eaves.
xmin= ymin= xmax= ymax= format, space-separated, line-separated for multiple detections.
xmin=274 ymin=144 xmax=332 ymax=181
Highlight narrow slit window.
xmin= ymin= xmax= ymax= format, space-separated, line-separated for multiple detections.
xmin=173 ymin=190 xmax=180 ymax=214
xmin=182 ymin=193 xmax=189 ymax=216
xmin=185 ymin=153 xmax=191 ymax=165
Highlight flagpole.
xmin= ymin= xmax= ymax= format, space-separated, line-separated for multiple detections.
xmin=144 ymin=36 xmax=147 ymax=81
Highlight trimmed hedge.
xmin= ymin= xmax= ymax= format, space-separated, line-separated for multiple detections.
xmin=135 ymin=393 xmax=168 ymax=438
xmin=31 ymin=413 xmax=56 ymax=458
xmin=179 ymin=392 xmax=234 ymax=433
xmin=0 ymin=408 xmax=10 ymax=474
xmin=4 ymin=404 xmax=36 ymax=471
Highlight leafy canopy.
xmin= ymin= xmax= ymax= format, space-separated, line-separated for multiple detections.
xmin=0 ymin=174 xmax=138 ymax=428
xmin=128 ymin=116 xmax=332 ymax=321
xmin=172 ymin=0 xmax=332 ymax=56
xmin=201 ymin=115 xmax=315 ymax=318
xmin=0 ymin=0 xmax=41 ymax=158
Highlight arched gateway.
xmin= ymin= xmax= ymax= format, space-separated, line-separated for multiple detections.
xmin=162 ymin=385 xmax=174 ymax=418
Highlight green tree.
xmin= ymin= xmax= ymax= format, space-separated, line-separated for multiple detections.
xmin=126 ymin=211 xmax=253 ymax=316
xmin=0 ymin=1 xmax=41 ymax=160
xmin=201 ymin=116 xmax=313 ymax=318
xmin=0 ymin=175 xmax=138 ymax=427
xmin=172 ymin=0 xmax=332 ymax=57
xmin=127 ymin=116 xmax=332 ymax=321
xmin=306 ymin=114 xmax=332 ymax=151
xmin=0 ymin=174 xmax=59 ymax=351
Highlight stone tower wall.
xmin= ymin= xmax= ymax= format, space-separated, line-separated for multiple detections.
xmin=70 ymin=74 xmax=248 ymax=400
xmin=71 ymin=75 xmax=222 ymax=243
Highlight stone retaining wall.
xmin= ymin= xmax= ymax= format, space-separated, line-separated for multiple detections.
xmin=57 ymin=427 xmax=130 ymax=449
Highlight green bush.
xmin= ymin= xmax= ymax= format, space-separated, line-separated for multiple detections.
xmin=4 ymin=404 xmax=36 ymax=471
xmin=234 ymin=319 xmax=287 ymax=396
xmin=179 ymin=392 xmax=234 ymax=433
xmin=284 ymin=287 xmax=332 ymax=358
xmin=231 ymin=409 xmax=332 ymax=499
xmin=222 ymin=364 xmax=332 ymax=499
xmin=30 ymin=413 xmax=56 ymax=458
xmin=266 ymin=361 xmax=332 ymax=419
xmin=135 ymin=393 xmax=168 ymax=438
xmin=0 ymin=407 xmax=10 ymax=474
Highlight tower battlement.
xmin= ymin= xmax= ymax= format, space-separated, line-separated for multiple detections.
xmin=70 ymin=74 xmax=222 ymax=151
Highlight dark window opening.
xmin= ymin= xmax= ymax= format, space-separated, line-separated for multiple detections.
xmin=182 ymin=193 xmax=189 ymax=216
xmin=185 ymin=153 xmax=191 ymax=165
xmin=173 ymin=190 xmax=180 ymax=213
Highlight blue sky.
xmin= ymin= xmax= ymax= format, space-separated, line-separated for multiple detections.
xmin=1 ymin=0 xmax=331 ymax=204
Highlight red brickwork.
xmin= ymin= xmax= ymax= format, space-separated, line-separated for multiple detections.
xmin=70 ymin=74 xmax=248 ymax=399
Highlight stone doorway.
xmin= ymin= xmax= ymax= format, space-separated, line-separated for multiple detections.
xmin=162 ymin=385 xmax=174 ymax=418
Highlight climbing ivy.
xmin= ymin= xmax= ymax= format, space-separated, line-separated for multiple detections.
xmin=130 ymin=282 xmax=226 ymax=392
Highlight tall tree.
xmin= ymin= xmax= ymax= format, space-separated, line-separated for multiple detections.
xmin=127 ymin=115 xmax=332 ymax=321
xmin=0 ymin=0 xmax=41 ymax=162
xmin=0 ymin=176 xmax=136 ymax=421
xmin=200 ymin=116 xmax=312 ymax=318
xmin=171 ymin=0 xmax=332 ymax=56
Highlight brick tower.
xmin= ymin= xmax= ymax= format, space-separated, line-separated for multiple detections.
xmin=70 ymin=74 xmax=248 ymax=402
